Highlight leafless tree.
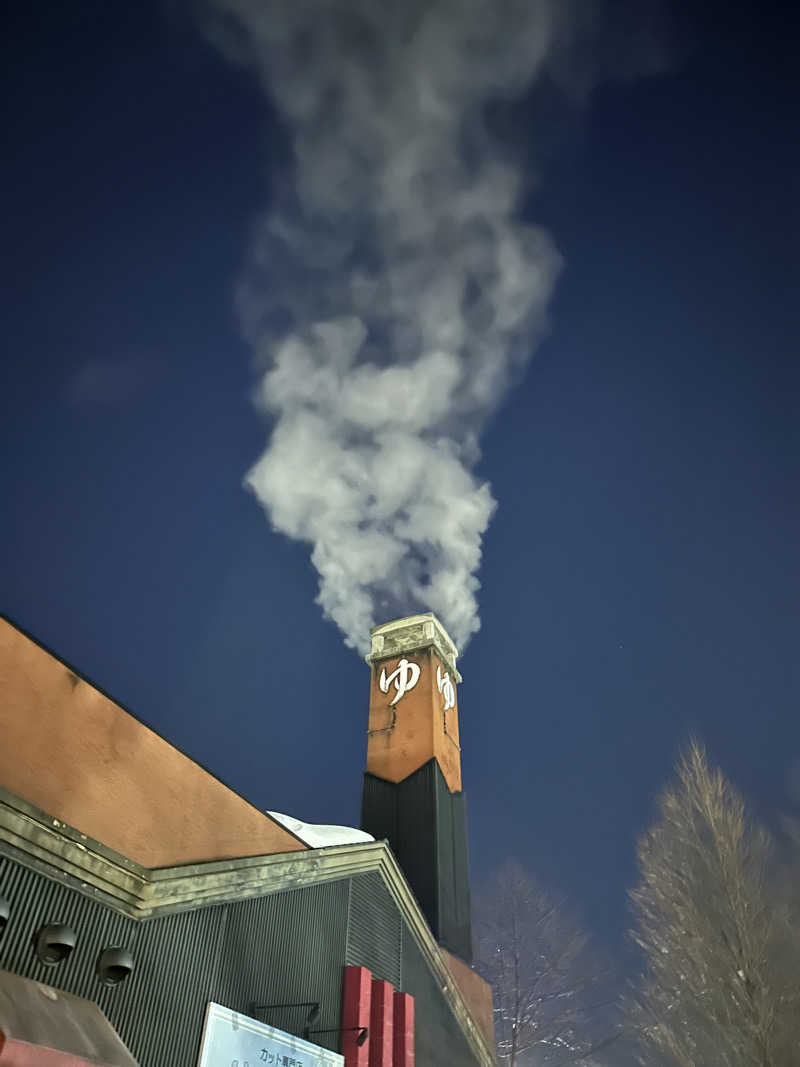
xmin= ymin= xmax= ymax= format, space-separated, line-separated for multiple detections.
xmin=474 ymin=859 xmax=621 ymax=1066
xmin=627 ymin=740 xmax=800 ymax=1066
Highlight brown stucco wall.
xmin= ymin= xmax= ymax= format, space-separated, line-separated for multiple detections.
xmin=366 ymin=647 xmax=462 ymax=792
xmin=440 ymin=947 xmax=495 ymax=1053
xmin=0 ymin=618 xmax=307 ymax=868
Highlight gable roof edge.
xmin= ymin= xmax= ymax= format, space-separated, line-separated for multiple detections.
xmin=0 ymin=786 xmax=495 ymax=1067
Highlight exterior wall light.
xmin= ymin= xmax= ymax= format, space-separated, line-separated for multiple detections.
xmin=95 ymin=946 xmax=134 ymax=986
xmin=308 ymin=1027 xmax=369 ymax=1047
xmin=33 ymin=924 xmax=76 ymax=966
xmin=251 ymin=1001 xmax=320 ymax=1036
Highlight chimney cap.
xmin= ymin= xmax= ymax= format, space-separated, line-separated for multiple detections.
xmin=366 ymin=613 xmax=461 ymax=681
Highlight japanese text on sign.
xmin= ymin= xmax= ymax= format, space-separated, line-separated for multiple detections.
xmin=196 ymin=1003 xmax=343 ymax=1067
xmin=378 ymin=658 xmax=420 ymax=706
xmin=436 ymin=665 xmax=455 ymax=711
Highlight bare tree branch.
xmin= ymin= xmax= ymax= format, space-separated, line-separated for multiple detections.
xmin=474 ymin=860 xmax=620 ymax=1066
xmin=625 ymin=740 xmax=800 ymax=1067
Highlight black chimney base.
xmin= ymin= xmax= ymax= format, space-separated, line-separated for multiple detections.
xmin=361 ymin=759 xmax=472 ymax=963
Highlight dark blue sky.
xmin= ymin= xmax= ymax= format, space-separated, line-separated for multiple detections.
xmin=2 ymin=0 xmax=797 ymax=965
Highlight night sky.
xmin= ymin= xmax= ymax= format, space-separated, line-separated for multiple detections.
xmin=2 ymin=0 xmax=797 ymax=972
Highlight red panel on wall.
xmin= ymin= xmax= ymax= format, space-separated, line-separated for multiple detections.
xmin=392 ymin=992 xmax=414 ymax=1067
xmin=342 ymin=966 xmax=372 ymax=1067
xmin=368 ymin=980 xmax=394 ymax=1067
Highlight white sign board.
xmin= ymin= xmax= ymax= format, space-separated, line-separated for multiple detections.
xmin=196 ymin=1001 xmax=344 ymax=1067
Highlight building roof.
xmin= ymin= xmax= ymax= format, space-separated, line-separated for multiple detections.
xmin=0 ymin=785 xmax=494 ymax=1067
xmin=0 ymin=617 xmax=307 ymax=868
xmin=0 ymin=617 xmax=495 ymax=1066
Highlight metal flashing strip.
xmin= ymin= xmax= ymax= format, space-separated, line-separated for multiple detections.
xmin=0 ymin=790 xmax=147 ymax=910
xmin=0 ymin=789 xmax=496 ymax=1067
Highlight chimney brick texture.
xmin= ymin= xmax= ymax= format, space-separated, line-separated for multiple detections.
xmin=361 ymin=614 xmax=473 ymax=961
xmin=365 ymin=614 xmax=462 ymax=793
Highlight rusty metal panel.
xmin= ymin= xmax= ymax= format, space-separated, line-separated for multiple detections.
xmin=0 ymin=967 xmax=138 ymax=1066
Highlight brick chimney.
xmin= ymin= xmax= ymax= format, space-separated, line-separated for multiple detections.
xmin=360 ymin=613 xmax=472 ymax=962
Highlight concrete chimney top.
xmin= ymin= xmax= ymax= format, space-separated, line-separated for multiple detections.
xmin=365 ymin=612 xmax=461 ymax=682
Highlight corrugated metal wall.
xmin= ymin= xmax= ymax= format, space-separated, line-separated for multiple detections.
xmin=215 ymin=880 xmax=349 ymax=1045
xmin=361 ymin=760 xmax=473 ymax=961
xmin=0 ymin=852 xmax=482 ymax=1067
xmin=345 ymin=870 xmax=479 ymax=1067
xmin=401 ymin=923 xmax=478 ymax=1067
xmin=363 ymin=768 xmax=438 ymax=941
xmin=345 ymin=871 xmax=401 ymax=988
xmin=0 ymin=854 xmax=226 ymax=1066
xmin=440 ymin=789 xmax=472 ymax=962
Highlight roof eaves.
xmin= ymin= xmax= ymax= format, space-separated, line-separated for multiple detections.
xmin=0 ymin=787 xmax=496 ymax=1067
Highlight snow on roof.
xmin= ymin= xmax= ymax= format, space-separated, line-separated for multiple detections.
xmin=267 ymin=811 xmax=375 ymax=849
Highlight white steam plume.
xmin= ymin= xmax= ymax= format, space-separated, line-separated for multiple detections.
xmin=201 ymin=0 xmax=578 ymax=654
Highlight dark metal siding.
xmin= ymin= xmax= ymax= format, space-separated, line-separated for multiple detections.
xmin=0 ymin=854 xmax=483 ymax=1067
xmin=123 ymin=905 xmax=226 ymax=1067
xmin=215 ymin=880 xmax=349 ymax=1051
xmin=360 ymin=773 xmax=397 ymax=844
xmin=362 ymin=760 xmax=473 ymax=961
xmin=392 ymin=764 xmax=440 ymax=938
xmin=344 ymin=871 xmax=401 ymax=988
xmin=400 ymin=920 xmax=480 ymax=1067
xmin=439 ymin=788 xmax=472 ymax=962
xmin=450 ymin=791 xmax=473 ymax=959
xmin=0 ymin=854 xmax=346 ymax=1065
xmin=346 ymin=872 xmax=479 ymax=1067
xmin=0 ymin=852 xmax=226 ymax=1066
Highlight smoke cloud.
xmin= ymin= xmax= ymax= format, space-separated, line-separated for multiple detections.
xmin=196 ymin=1 xmax=612 ymax=654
